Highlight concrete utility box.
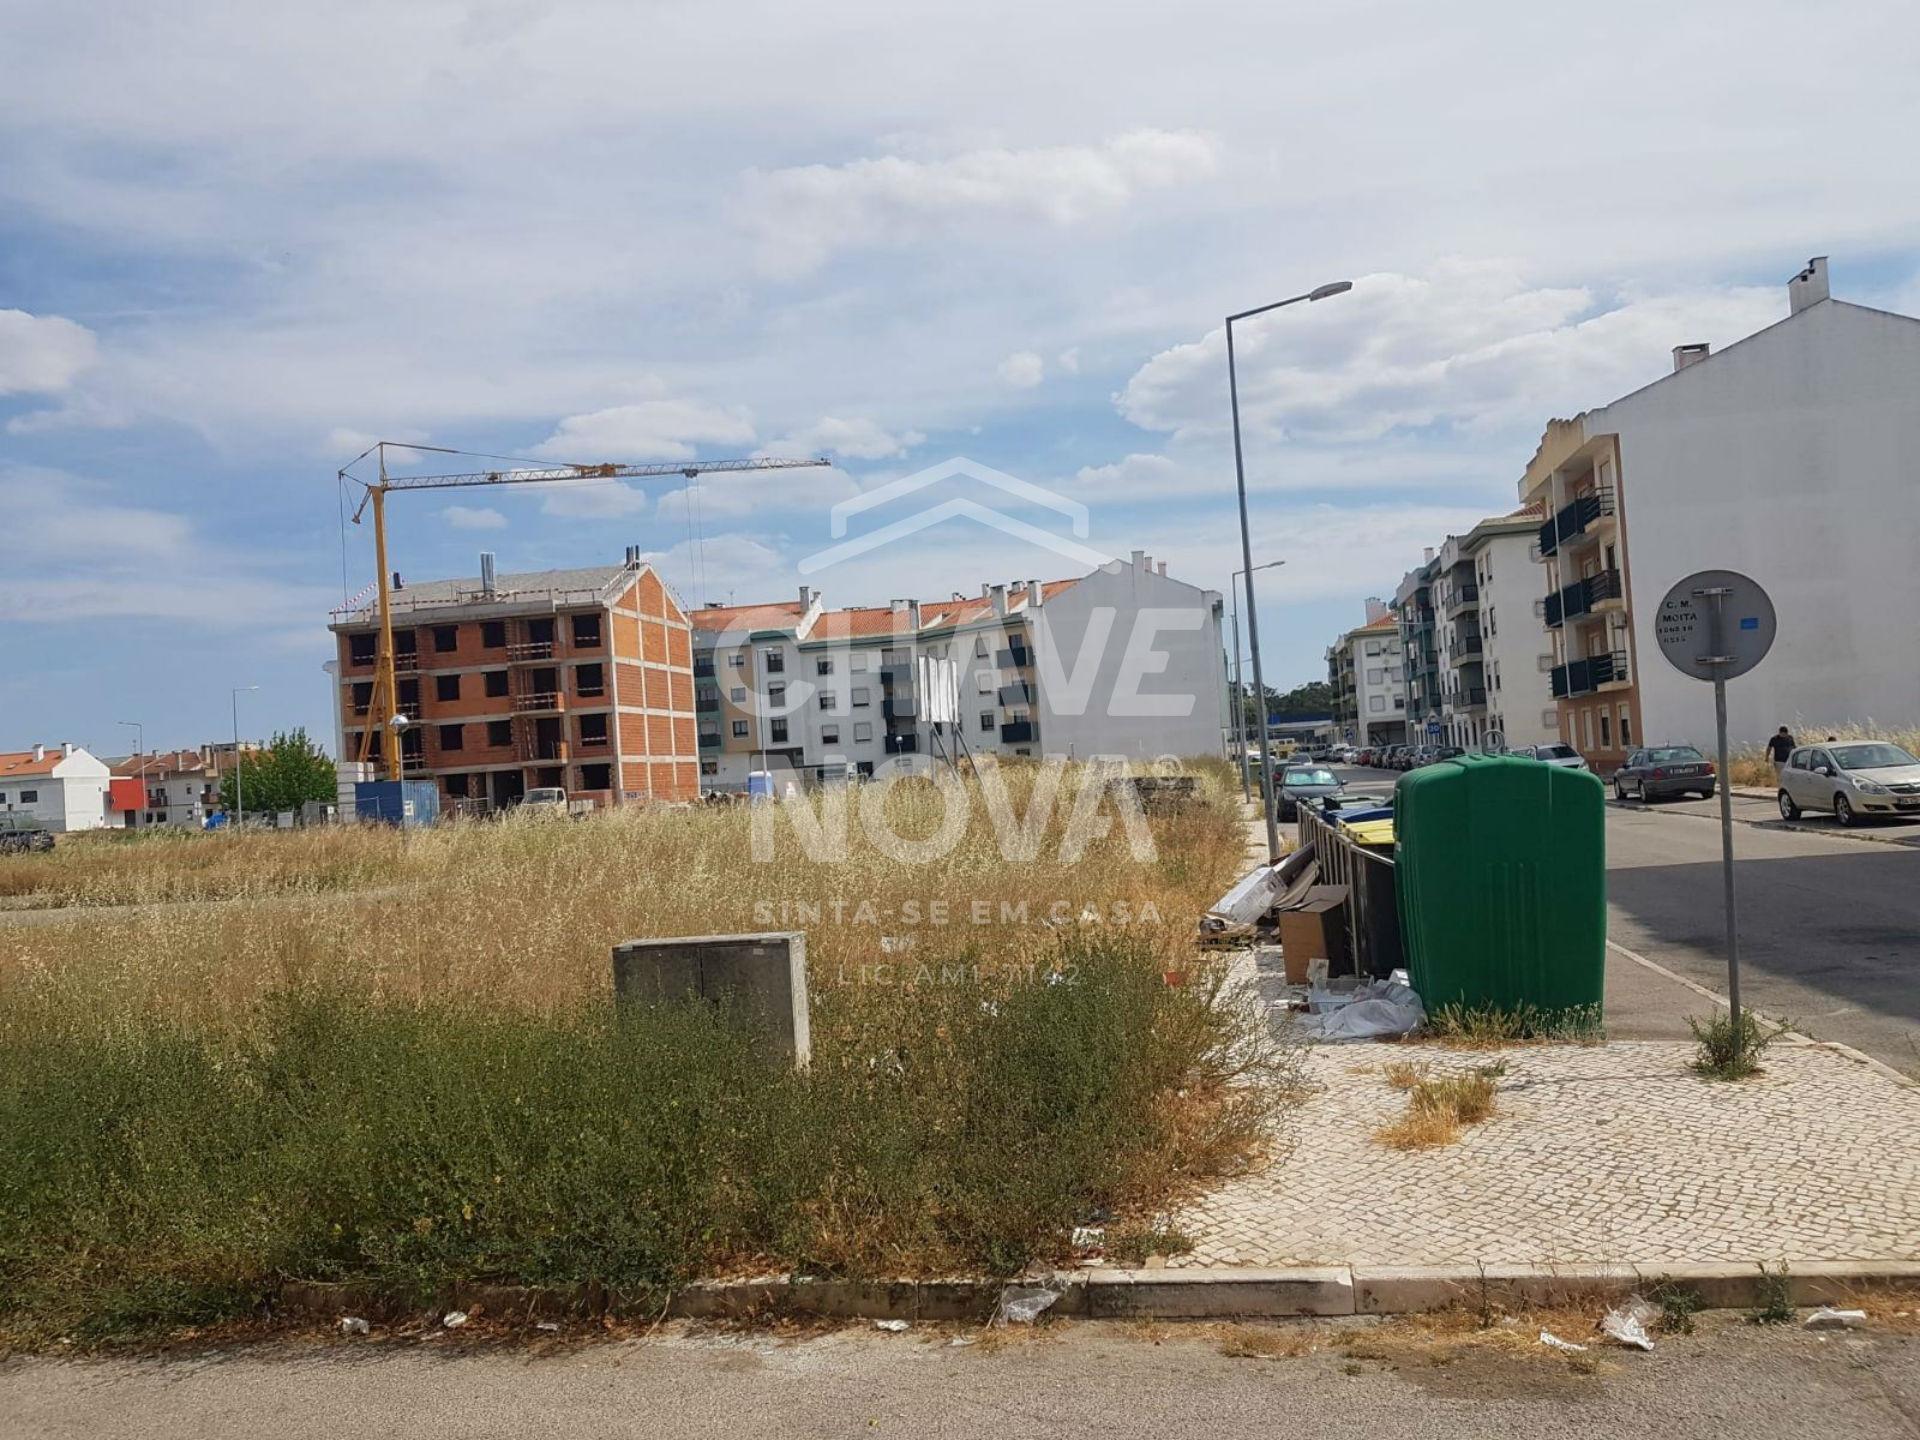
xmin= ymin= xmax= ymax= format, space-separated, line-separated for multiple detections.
xmin=611 ymin=931 xmax=811 ymax=1068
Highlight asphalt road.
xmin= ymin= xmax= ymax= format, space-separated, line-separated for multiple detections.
xmin=7 ymin=1319 xmax=1920 ymax=1440
xmin=1328 ymin=765 xmax=1920 ymax=1069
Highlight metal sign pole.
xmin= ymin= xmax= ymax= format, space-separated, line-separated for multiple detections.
xmin=1700 ymin=585 xmax=1743 ymax=1060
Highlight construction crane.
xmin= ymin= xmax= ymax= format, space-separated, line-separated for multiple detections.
xmin=338 ymin=442 xmax=831 ymax=780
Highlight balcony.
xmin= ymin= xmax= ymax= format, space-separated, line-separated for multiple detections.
xmin=1544 ymin=578 xmax=1590 ymax=629
xmin=698 ymin=730 xmax=721 ymax=750
xmin=1550 ymin=653 xmax=1624 ymax=698
xmin=1442 ymin=583 xmax=1480 ymax=617
xmin=884 ymin=734 xmax=919 ymax=755
xmin=882 ymin=696 xmax=918 ymax=721
xmin=1447 ymin=632 xmax=1484 ymax=663
xmin=998 ymin=681 xmax=1034 ymax=706
xmin=511 ymin=691 xmax=564 ymax=713
xmin=1590 ymin=649 xmax=1630 ymax=689
xmin=1459 ymin=686 xmax=1488 ymax=709
xmin=696 ymin=692 xmax=720 ymax=712
xmin=1585 ymin=567 xmax=1625 ymax=608
xmin=1538 ymin=485 xmax=1618 ymax=556
xmin=1000 ymin=721 xmax=1035 ymax=744
xmin=994 ymin=647 xmax=1032 ymax=669
xmin=693 ymin=659 xmax=715 ymax=679
xmin=506 ymin=640 xmax=554 ymax=662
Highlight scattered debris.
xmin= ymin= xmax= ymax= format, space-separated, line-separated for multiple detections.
xmin=1538 ymin=1329 xmax=1588 ymax=1353
xmin=995 ymin=1285 xmax=1060 ymax=1326
xmin=339 ymin=1316 xmax=370 ymax=1336
xmin=1804 ymin=1307 xmax=1867 ymax=1330
xmin=874 ymin=1318 xmax=910 ymax=1332
xmin=948 ymin=1336 xmax=976 ymax=1348
xmin=535 ymin=1321 xmax=562 ymax=1332
xmin=1303 ymin=975 xmax=1426 ymax=1041
xmin=1599 ymin=1297 xmax=1658 ymax=1351
xmin=442 ymin=1310 xmax=470 ymax=1329
xmin=1070 ymin=1225 xmax=1105 ymax=1250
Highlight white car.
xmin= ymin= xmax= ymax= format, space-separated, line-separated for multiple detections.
xmin=1517 ymin=742 xmax=1589 ymax=772
xmin=521 ymin=786 xmax=569 ymax=812
xmin=1777 ymin=742 xmax=1920 ymax=826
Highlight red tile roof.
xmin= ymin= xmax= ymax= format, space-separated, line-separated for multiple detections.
xmin=0 ymin=749 xmax=61 ymax=778
xmin=109 ymin=751 xmax=210 ymax=778
xmin=688 ymin=599 xmax=808 ymax=634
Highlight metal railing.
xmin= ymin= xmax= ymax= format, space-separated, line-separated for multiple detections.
xmin=1295 ymin=804 xmax=1403 ymax=980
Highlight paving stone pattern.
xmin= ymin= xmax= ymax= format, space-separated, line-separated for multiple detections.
xmin=1164 ymin=1038 xmax=1920 ymax=1268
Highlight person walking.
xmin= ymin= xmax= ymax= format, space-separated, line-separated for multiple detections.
xmin=1767 ymin=725 xmax=1796 ymax=782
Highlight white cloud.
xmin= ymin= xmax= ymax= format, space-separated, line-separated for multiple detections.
xmin=533 ymin=399 xmax=757 ymax=462
xmin=761 ymin=415 xmax=924 ymax=461
xmin=440 ymin=504 xmax=507 ymax=530
xmin=655 ymin=463 xmax=862 ymax=524
xmin=747 ymin=129 xmax=1220 ymax=275
xmin=0 ymin=309 xmax=97 ymax=395
xmin=539 ymin=481 xmax=651 ymax=519
xmin=1056 ymin=347 xmax=1081 ymax=375
xmin=1117 ymin=261 xmax=1784 ymax=446
xmin=998 ymin=350 xmax=1045 ymax=388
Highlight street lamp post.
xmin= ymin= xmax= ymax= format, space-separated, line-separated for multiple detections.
xmin=117 ymin=720 xmax=144 ymax=829
xmin=231 ymin=685 xmax=258 ymax=829
xmin=1230 ymin=559 xmax=1286 ymax=803
xmin=1228 ymin=279 xmax=1352 ymax=863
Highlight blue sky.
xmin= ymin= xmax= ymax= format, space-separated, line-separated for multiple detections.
xmin=5 ymin=0 xmax=1920 ymax=755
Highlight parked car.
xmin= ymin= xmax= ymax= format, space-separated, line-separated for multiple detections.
xmin=521 ymin=786 xmax=571 ymax=812
xmin=1383 ymin=744 xmax=1411 ymax=770
xmin=1430 ymin=745 xmax=1465 ymax=762
xmin=0 ymin=813 xmax=55 ymax=854
xmin=1777 ymin=741 xmax=1920 ymax=826
xmin=1274 ymin=763 xmax=1344 ymax=821
xmin=1519 ymin=742 xmax=1590 ymax=772
xmin=1330 ymin=745 xmax=1359 ymax=765
xmin=1612 ymin=745 xmax=1716 ymax=802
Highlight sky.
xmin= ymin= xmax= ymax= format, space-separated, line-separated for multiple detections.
xmin=5 ymin=0 xmax=1920 ymax=755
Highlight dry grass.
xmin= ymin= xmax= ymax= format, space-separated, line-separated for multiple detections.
xmin=1373 ymin=1064 xmax=1504 ymax=1150
xmin=1730 ymin=723 xmax=1920 ymax=787
xmin=0 ymin=762 xmax=1247 ymax=1030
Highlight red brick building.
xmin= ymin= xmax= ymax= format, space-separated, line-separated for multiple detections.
xmin=329 ymin=552 xmax=698 ymax=810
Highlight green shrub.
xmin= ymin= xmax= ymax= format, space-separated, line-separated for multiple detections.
xmin=1689 ymin=1009 xmax=1778 ymax=1080
xmin=0 ymin=932 xmax=1274 ymax=1342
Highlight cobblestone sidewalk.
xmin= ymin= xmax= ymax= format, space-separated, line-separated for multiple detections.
xmin=1161 ymin=1037 xmax=1920 ymax=1269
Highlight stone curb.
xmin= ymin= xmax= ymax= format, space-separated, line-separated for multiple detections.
xmin=276 ymin=1261 xmax=1920 ymax=1325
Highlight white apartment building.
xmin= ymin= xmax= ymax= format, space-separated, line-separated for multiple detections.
xmin=690 ymin=550 xmax=1228 ymax=788
xmin=1430 ymin=511 xmax=1559 ymax=752
xmin=107 ymin=750 xmax=220 ymax=828
xmin=0 ymin=743 xmax=114 ymax=832
xmin=1521 ymin=256 xmax=1920 ymax=766
xmin=1327 ymin=615 xmax=1407 ymax=748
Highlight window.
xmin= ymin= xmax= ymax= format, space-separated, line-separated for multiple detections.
xmin=1618 ymin=707 xmax=1632 ymax=749
xmin=575 ymin=663 xmax=605 ymax=697
xmin=571 ymin=613 xmax=602 ymax=647
xmin=730 ymin=686 xmax=747 ymax=703
xmin=398 ymin=678 xmax=420 ymax=710
xmin=481 ymin=621 xmax=506 ymax=649
xmin=765 ymin=652 xmax=785 ymax=674
xmin=768 ymin=683 xmax=786 ymax=709
xmin=728 ymin=652 xmax=745 ymax=669
xmin=732 ymin=720 xmax=749 ymax=737
xmin=856 ymin=761 xmax=875 ymax=777
xmin=976 ymin=636 xmax=991 ymax=657
xmin=483 ymin=670 xmax=509 ymax=698
xmin=579 ymin=762 xmax=611 ymax=791
xmin=852 ymin=687 xmax=871 ymax=708
xmin=1367 ymin=667 xmax=1384 ymax=685
xmin=1599 ymin=711 xmax=1612 ymax=749
xmin=1366 ymin=641 xmax=1382 ymax=656
xmin=349 ymin=632 xmax=376 ymax=665
xmin=445 ymin=773 xmax=470 ymax=798
xmin=432 ymin=625 xmax=458 ymax=653
xmin=977 ymin=672 xmax=994 ymax=692
xmin=1582 ymin=708 xmax=1595 ymax=752
xmin=440 ymin=724 xmax=465 ymax=752
xmin=700 ymin=759 xmax=719 ymax=776
xmin=820 ymin=725 xmax=840 ymax=745
xmin=981 ymin=711 xmax=995 ymax=732
xmin=818 ymin=691 xmax=838 ymax=710
xmin=436 ymin=674 xmax=461 ymax=702
xmin=816 ymin=657 xmax=833 ymax=676
xmin=486 ymin=720 xmax=512 ymax=747
xmin=578 ymin=713 xmax=609 ymax=746
xmin=20 ymin=789 xmax=38 ymax=803
xmin=854 ymin=722 xmax=873 ymax=743
xmin=351 ymin=681 xmax=372 ymax=714
xmin=1369 ymin=695 xmax=1386 ymax=712
xmin=770 ymin=719 xmax=789 ymax=742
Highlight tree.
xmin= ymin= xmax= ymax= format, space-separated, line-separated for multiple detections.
xmin=1233 ymin=680 xmax=1334 ymax=727
xmin=219 ymin=729 xmax=337 ymax=816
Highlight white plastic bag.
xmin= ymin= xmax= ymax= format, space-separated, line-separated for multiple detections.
xmin=874 ymin=1318 xmax=910 ymax=1332
xmin=1538 ymin=1329 xmax=1587 ymax=1353
xmin=339 ymin=1316 xmax=370 ymax=1336
xmin=442 ymin=1310 xmax=469 ymax=1329
xmin=1599 ymin=1296 xmax=1657 ymax=1351
xmin=995 ymin=1285 xmax=1060 ymax=1325
xmin=1300 ymin=977 xmax=1425 ymax=1040
xmin=1805 ymin=1307 xmax=1866 ymax=1330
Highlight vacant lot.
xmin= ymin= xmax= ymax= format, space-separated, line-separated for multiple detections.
xmin=0 ymin=761 xmax=1279 ymax=1343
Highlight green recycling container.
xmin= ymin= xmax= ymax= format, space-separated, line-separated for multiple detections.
xmin=1394 ymin=753 xmax=1605 ymax=1013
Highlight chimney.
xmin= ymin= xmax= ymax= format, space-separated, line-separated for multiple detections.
xmin=980 ymin=582 xmax=992 ymax=599
xmin=1027 ymin=579 xmax=1042 ymax=608
xmin=479 ymin=552 xmax=497 ymax=595
xmin=798 ymin=584 xmax=814 ymax=610
xmin=990 ymin=584 xmax=1007 ymax=617
xmin=62 ymin=741 xmax=74 ymax=757
xmin=1130 ymin=548 xmax=1146 ymax=571
xmin=32 ymin=743 xmax=45 ymax=763
xmin=1423 ymin=547 xmax=1435 ymax=564
xmin=392 ymin=572 xmax=404 ymax=590
xmin=1156 ymin=560 xmax=1167 ymax=576
xmin=1672 ymin=343 xmax=1711 ymax=372
xmin=1789 ymin=255 xmax=1830 ymax=315
xmin=908 ymin=599 xmax=921 ymax=629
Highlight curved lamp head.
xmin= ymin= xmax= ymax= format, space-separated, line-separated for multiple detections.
xmin=1309 ymin=281 xmax=1354 ymax=301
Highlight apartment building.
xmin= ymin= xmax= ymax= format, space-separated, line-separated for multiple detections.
xmin=1326 ymin=613 xmax=1407 ymax=748
xmin=1391 ymin=552 xmax=1442 ymax=737
xmin=690 ymin=549 xmax=1227 ymax=788
xmin=329 ymin=549 xmax=698 ymax=810
xmin=107 ymin=749 xmax=219 ymax=828
xmin=1430 ymin=509 xmax=1559 ymax=752
xmin=1521 ymin=256 xmax=1920 ymax=768
xmin=0 ymin=743 xmax=115 ymax=832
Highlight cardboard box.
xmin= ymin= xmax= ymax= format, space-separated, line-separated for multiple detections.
xmin=1279 ymin=885 xmax=1350 ymax=984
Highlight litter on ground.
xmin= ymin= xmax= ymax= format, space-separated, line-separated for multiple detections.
xmin=339 ymin=1316 xmax=370 ymax=1336
xmin=1599 ymin=1297 xmax=1658 ymax=1351
xmin=995 ymin=1285 xmax=1060 ymax=1326
xmin=1804 ymin=1307 xmax=1867 ymax=1330
xmin=1538 ymin=1329 xmax=1588 ymax=1353
xmin=1298 ymin=975 xmax=1426 ymax=1040
xmin=442 ymin=1310 xmax=469 ymax=1329
xmin=874 ymin=1318 xmax=910 ymax=1332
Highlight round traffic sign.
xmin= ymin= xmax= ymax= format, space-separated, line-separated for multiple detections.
xmin=1654 ymin=569 xmax=1776 ymax=681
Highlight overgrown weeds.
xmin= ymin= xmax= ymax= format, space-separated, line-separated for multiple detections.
xmin=1105 ymin=1223 xmax=1196 ymax=1267
xmin=1689 ymin=1009 xmax=1779 ymax=1080
xmin=1749 ymin=1263 xmax=1794 ymax=1324
xmin=1425 ymin=1002 xmax=1605 ymax=1048
xmin=1374 ymin=1062 xmax=1506 ymax=1150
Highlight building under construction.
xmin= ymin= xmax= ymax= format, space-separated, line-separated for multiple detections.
xmin=327 ymin=549 xmax=699 ymax=810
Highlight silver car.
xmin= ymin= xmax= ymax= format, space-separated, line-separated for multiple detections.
xmin=1518 ymin=742 xmax=1589 ymax=773
xmin=1777 ymin=742 xmax=1920 ymax=826
xmin=1274 ymin=764 xmax=1343 ymax=821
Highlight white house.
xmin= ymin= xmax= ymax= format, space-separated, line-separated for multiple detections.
xmin=0 ymin=743 xmax=113 ymax=832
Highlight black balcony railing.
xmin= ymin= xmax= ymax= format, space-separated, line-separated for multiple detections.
xmin=693 ymin=660 xmax=715 ymax=679
xmin=998 ymin=682 xmax=1034 ymax=706
xmin=1589 ymin=649 xmax=1629 ymax=687
xmin=1550 ymin=653 xmax=1623 ymax=698
xmin=995 ymin=647 xmax=1032 ymax=669
xmin=1539 ymin=485 xmax=1617 ymax=556
xmin=1585 ymin=568 xmax=1624 ymax=605
xmin=1000 ymin=721 xmax=1035 ymax=743
xmin=1459 ymin=686 xmax=1488 ymax=708
xmin=1444 ymin=583 xmax=1481 ymax=613
xmin=698 ymin=731 xmax=721 ymax=749
xmin=1447 ymin=633 xmax=1483 ymax=662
